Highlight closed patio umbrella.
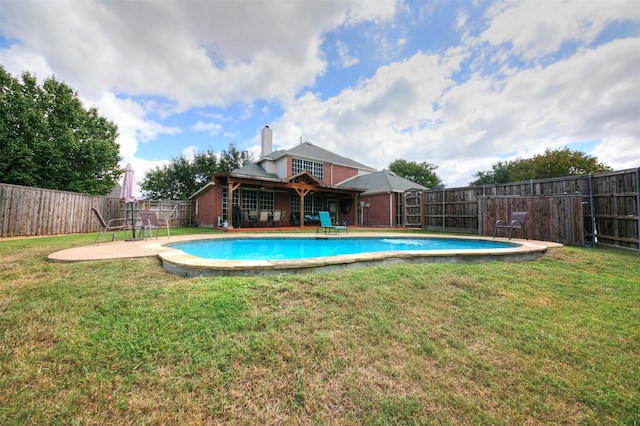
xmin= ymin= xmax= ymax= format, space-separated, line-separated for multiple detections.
xmin=119 ymin=163 xmax=138 ymax=241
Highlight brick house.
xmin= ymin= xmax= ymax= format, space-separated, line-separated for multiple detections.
xmin=190 ymin=126 xmax=427 ymax=229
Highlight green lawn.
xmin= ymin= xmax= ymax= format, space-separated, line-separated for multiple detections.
xmin=1 ymin=229 xmax=639 ymax=425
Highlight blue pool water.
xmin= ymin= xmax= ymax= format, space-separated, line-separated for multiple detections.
xmin=168 ymin=237 xmax=517 ymax=261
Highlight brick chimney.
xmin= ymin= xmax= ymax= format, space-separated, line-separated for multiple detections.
xmin=261 ymin=125 xmax=273 ymax=157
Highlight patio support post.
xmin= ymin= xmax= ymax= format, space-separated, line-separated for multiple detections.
xmin=294 ymin=188 xmax=310 ymax=228
xmin=354 ymin=194 xmax=359 ymax=227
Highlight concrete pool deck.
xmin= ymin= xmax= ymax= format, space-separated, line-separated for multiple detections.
xmin=48 ymin=234 xmax=213 ymax=262
xmin=48 ymin=233 xmax=562 ymax=276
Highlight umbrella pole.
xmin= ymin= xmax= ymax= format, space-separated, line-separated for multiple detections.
xmin=131 ymin=202 xmax=136 ymax=240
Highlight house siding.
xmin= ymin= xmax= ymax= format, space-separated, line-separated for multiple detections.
xmin=263 ymin=159 xmax=277 ymax=175
xmin=276 ymin=157 xmax=288 ymax=179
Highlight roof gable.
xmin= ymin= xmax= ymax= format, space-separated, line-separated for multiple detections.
xmin=286 ymin=171 xmax=323 ymax=186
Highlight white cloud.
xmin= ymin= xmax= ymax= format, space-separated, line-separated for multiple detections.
xmin=0 ymin=0 xmax=396 ymax=109
xmin=93 ymin=92 xmax=181 ymax=161
xmin=481 ymin=0 xmax=640 ymax=60
xmin=181 ymin=145 xmax=200 ymax=162
xmin=346 ymin=0 xmax=397 ymax=25
xmin=0 ymin=45 xmax=53 ymax=80
xmin=335 ymin=40 xmax=360 ymax=68
xmin=456 ymin=12 xmax=468 ymax=32
xmin=191 ymin=121 xmax=223 ymax=136
xmin=274 ymin=48 xmax=463 ymax=166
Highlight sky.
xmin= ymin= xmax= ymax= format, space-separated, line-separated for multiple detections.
xmin=1 ymin=0 xmax=639 ymax=189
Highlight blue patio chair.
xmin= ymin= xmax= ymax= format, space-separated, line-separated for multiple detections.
xmin=317 ymin=211 xmax=348 ymax=234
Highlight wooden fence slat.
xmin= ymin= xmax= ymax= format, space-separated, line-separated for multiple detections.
xmin=423 ymin=168 xmax=638 ymax=248
xmin=0 ymin=183 xmax=192 ymax=238
xmin=477 ymin=195 xmax=583 ymax=245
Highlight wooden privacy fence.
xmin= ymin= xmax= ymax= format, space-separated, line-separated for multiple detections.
xmin=0 ymin=183 xmax=191 ymax=238
xmin=126 ymin=199 xmax=192 ymax=229
xmin=478 ymin=195 xmax=583 ymax=245
xmin=420 ymin=167 xmax=639 ymax=249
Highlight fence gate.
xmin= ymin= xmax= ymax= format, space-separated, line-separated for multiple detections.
xmin=404 ymin=190 xmax=423 ymax=228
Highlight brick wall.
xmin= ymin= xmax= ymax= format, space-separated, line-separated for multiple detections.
xmin=193 ymin=186 xmax=222 ymax=227
xmin=361 ymin=193 xmax=396 ymax=227
xmin=328 ymin=163 xmax=360 ymax=185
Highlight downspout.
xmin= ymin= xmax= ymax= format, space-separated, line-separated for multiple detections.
xmin=389 ymin=191 xmax=393 ymax=228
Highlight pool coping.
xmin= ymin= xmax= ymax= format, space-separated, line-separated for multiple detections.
xmin=144 ymin=233 xmax=556 ymax=277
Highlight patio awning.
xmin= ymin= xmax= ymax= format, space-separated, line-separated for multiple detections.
xmin=212 ymin=171 xmax=366 ymax=196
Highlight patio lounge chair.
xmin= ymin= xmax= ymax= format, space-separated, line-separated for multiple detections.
xmin=139 ymin=210 xmax=170 ymax=240
xmin=249 ymin=210 xmax=258 ymax=227
xmin=269 ymin=210 xmax=282 ymax=227
xmin=258 ymin=211 xmax=270 ymax=226
xmin=91 ymin=207 xmax=130 ymax=243
xmin=304 ymin=214 xmax=320 ymax=225
xmin=493 ymin=211 xmax=528 ymax=240
xmin=290 ymin=212 xmax=300 ymax=226
xmin=317 ymin=211 xmax=348 ymax=234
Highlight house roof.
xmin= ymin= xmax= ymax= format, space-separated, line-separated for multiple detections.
xmin=189 ymin=181 xmax=215 ymax=199
xmin=190 ymin=142 xmax=420 ymax=198
xmin=108 ymin=182 xmax=122 ymax=198
xmin=232 ymin=162 xmax=279 ymax=179
xmin=339 ymin=170 xmax=428 ymax=195
xmin=261 ymin=142 xmax=377 ymax=172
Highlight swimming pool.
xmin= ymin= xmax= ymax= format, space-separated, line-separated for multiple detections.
xmin=167 ymin=237 xmax=518 ymax=261
xmin=154 ymin=233 xmax=548 ymax=277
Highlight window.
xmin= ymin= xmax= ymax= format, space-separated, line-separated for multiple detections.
xmin=260 ymin=191 xmax=274 ymax=212
xmin=291 ymin=193 xmax=323 ymax=215
xmin=292 ymin=158 xmax=323 ymax=181
xmin=222 ymin=189 xmax=240 ymax=220
xmin=242 ymin=189 xmax=258 ymax=212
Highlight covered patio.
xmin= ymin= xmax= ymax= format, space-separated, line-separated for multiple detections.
xmin=211 ymin=170 xmax=365 ymax=230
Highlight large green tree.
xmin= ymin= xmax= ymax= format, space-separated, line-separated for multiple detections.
xmin=470 ymin=148 xmax=612 ymax=185
xmin=140 ymin=144 xmax=253 ymax=200
xmin=388 ymin=159 xmax=442 ymax=188
xmin=0 ymin=67 xmax=122 ymax=195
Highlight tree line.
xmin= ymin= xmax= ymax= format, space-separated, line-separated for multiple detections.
xmin=140 ymin=146 xmax=253 ymax=200
xmin=1 ymin=66 xmax=612 ymax=200
xmin=1 ymin=67 xmax=121 ymax=195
